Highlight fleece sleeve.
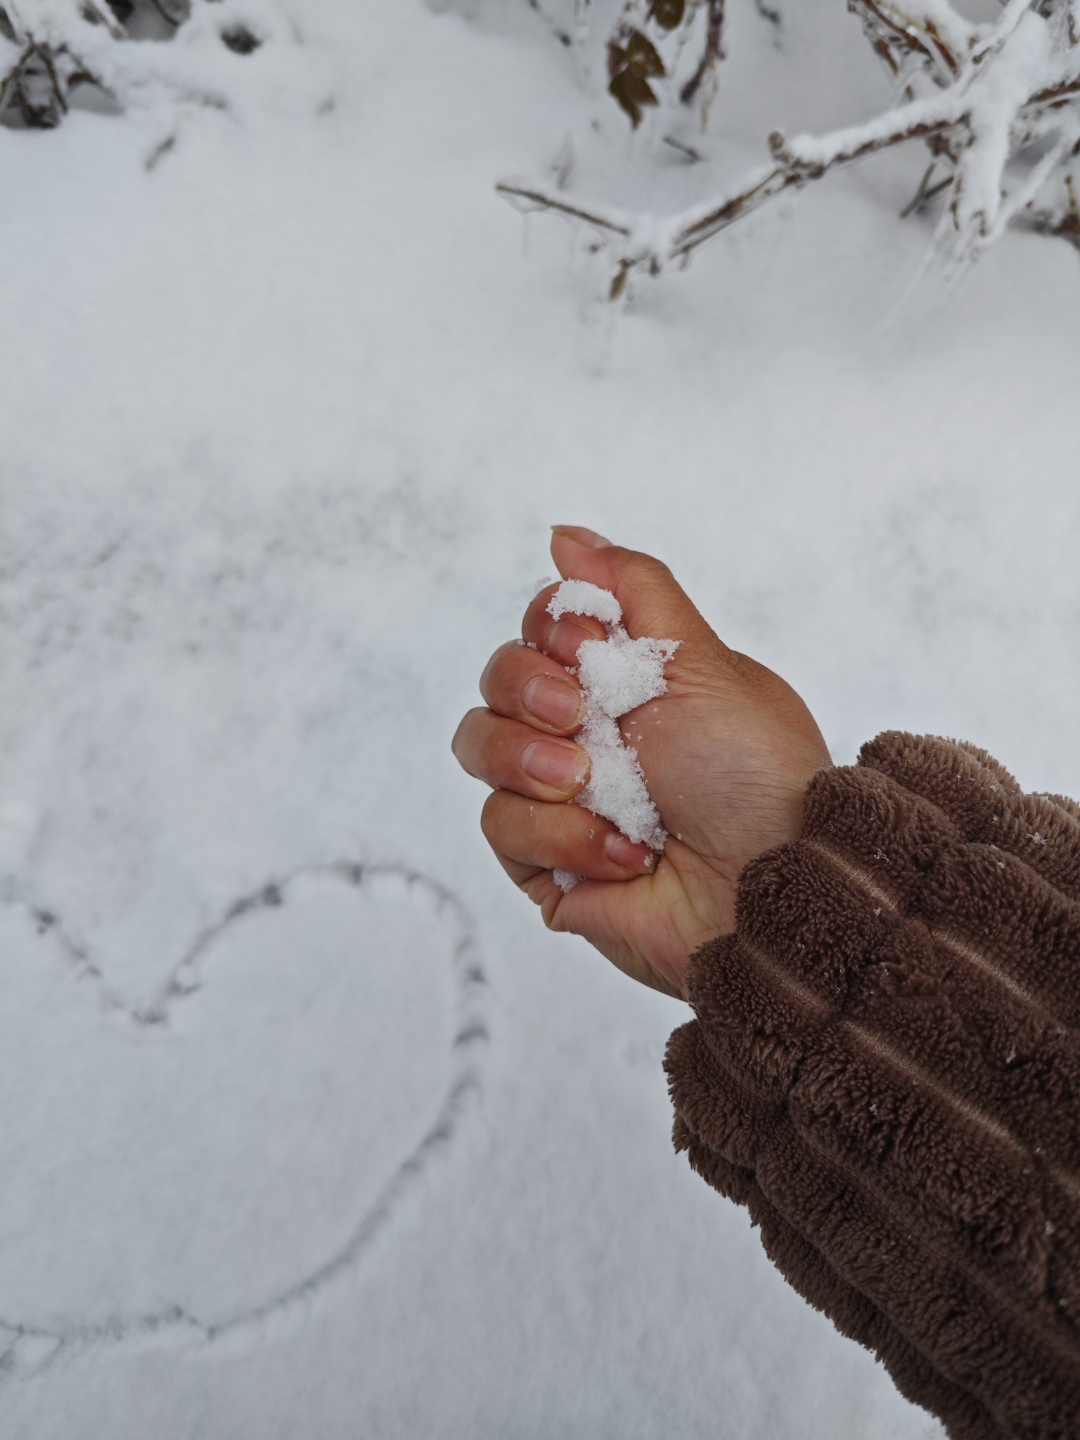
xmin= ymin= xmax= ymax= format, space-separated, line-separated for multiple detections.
xmin=664 ymin=731 xmax=1080 ymax=1440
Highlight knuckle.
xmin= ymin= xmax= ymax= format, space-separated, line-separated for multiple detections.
xmin=450 ymin=712 xmax=472 ymax=761
xmin=615 ymin=549 xmax=673 ymax=593
xmin=453 ymin=708 xmax=491 ymax=776
xmin=479 ymin=789 xmax=505 ymax=841
xmin=727 ymin=649 xmax=771 ymax=691
xmin=479 ymin=641 xmax=521 ymax=699
xmin=523 ymin=586 xmax=559 ymax=636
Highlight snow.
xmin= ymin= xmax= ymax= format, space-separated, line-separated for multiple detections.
xmin=546 ymin=576 xmax=624 ymax=628
xmin=5 ymin=0 xmax=1080 ymax=1435
xmin=546 ymin=579 xmax=677 ymax=863
xmin=576 ymin=631 xmax=678 ymax=721
xmin=509 ymin=0 xmax=1080 ymax=278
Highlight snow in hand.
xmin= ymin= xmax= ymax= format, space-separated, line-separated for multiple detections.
xmin=547 ymin=581 xmax=677 ymax=892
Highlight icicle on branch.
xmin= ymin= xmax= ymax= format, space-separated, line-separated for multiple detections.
xmin=498 ymin=0 xmax=1080 ymax=296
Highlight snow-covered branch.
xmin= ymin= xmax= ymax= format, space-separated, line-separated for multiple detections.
xmin=500 ymin=0 xmax=1080 ymax=293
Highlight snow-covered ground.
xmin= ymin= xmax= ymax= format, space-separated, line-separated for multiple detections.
xmin=2 ymin=1 xmax=1078 ymax=1435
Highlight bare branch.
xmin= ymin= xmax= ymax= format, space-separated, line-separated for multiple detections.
xmin=147 ymin=0 xmax=181 ymax=28
xmin=81 ymin=2 xmax=127 ymax=42
xmin=899 ymin=162 xmax=951 ymax=217
xmin=663 ymin=134 xmax=703 ymax=162
xmin=667 ymin=162 xmax=795 ymax=255
xmin=497 ymin=0 xmax=1080 ymax=292
xmin=495 ymin=180 xmax=634 ymax=237
xmin=680 ymin=0 xmax=724 ymax=105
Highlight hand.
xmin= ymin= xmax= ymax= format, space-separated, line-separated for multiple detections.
xmin=452 ymin=527 xmax=832 ymax=1000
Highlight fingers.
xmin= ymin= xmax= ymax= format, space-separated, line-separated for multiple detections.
xmin=535 ymin=526 xmax=724 ymax=665
xmin=520 ymin=590 xmax=609 ymax=668
xmin=517 ymin=527 xmax=736 ymax=689
xmin=479 ymin=641 xmax=585 ymax=734
xmin=452 ymin=709 xmax=590 ymax=801
xmin=481 ymin=789 xmax=658 ymax=883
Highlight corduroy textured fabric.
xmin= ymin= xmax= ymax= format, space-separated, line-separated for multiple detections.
xmin=665 ymin=732 xmax=1080 ymax=1440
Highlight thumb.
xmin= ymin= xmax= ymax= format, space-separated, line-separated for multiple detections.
xmin=549 ymin=526 xmax=717 ymax=656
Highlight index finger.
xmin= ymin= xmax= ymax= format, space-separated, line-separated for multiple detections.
xmin=522 ymin=584 xmax=608 ymax=669
xmin=479 ymin=640 xmax=586 ymax=734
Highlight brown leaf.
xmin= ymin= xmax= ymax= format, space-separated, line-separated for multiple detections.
xmin=607 ymin=39 xmax=628 ymax=80
xmin=625 ymin=28 xmax=666 ymax=78
xmin=648 ymin=0 xmax=686 ymax=30
xmin=608 ymin=67 xmax=659 ymax=127
xmin=609 ymin=261 xmax=631 ymax=300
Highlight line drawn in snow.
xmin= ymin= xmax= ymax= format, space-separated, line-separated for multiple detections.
xmin=0 ymin=860 xmax=489 ymax=1381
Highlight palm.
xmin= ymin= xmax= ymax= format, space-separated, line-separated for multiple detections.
xmin=555 ymin=667 xmax=829 ymax=997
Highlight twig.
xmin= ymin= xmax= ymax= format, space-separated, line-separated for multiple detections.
xmin=148 ymin=0 xmax=182 ymax=27
xmin=38 ymin=43 xmax=67 ymax=114
xmin=145 ymin=132 xmax=176 ymax=170
xmin=498 ymin=0 xmax=1080 ymax=292
xmin=495 ymin=180 xmax=633 ymax=236
xmin=81 ymin=1 xmax=128 ymax=42
xmin=849 ymin=0 xmax=968 ymax=83
xmin=498 ymin=104 xmax=960 ymax=272
xmin=667 ymin=161 xmax=796 ymax=255
xmin=901 ymin=161 xmax=937 ymax=217
xmin=663 ymin=133 xmax=703 ymax=162
xmin=680 ymin=0 xmax=724 ymax=104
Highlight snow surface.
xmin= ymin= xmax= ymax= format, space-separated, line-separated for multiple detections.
xmin=545 ymin=579 xmax=676 ymax=876
xmin=5 ymin=0 xmax=1080 ymax=1435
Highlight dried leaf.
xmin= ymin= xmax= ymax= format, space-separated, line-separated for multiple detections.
xmin=607 ymin=39 xmax=627 ymax=80
xmin=608 ymin=67 xmax=659 ymax=128
xmin=221 ymin=24 xmax=261 ymax=55
xmin=609 ymin=261 xmax=632 ymax=299
xmin=625 ymin=29 xmax=665 ymax=79
xmin=648 ymin=0 xmax=686 ymax=30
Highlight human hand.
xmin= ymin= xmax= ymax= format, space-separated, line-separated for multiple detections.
xmin=451 ymin=527 xmax=831 ymax=1000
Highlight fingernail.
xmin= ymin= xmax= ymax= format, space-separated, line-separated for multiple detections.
xmin=522 ymin=739 xmax=588 ymax=790
xmin=605 ymin=833 xmax=657 ymax=871
xmin=523 ymin=675 xmax=584 ymax=729
xmin=552 ymin=525 xmax=613 ymax=548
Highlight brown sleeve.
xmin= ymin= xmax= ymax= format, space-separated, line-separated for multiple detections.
xmin=665 ymin=732 xmax=1080 ymax=1440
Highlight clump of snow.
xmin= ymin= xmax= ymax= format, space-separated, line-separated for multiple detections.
xmin=546 ymin=580 xmax=677 ymax=890
xmin=577 ymin=629 xmax=678 ymax=720
xmin=547 ymin=577 xmax=624 ymax=629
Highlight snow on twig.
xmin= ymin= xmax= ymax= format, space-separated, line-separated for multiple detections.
xmin=499 ymin=0 xmax=1080 ymax=294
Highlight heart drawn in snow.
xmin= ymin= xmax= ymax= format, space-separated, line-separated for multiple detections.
xmin=0 ymin=863 xmax=487 ymax=1368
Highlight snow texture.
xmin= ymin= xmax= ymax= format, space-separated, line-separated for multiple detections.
xmin=546 ymin=580 xmax=677 ymax=887
xmin=546 ymin=576 xmax=624 ymax=629
xmin=6 ymin=0 xmax=1080 ymax=1436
